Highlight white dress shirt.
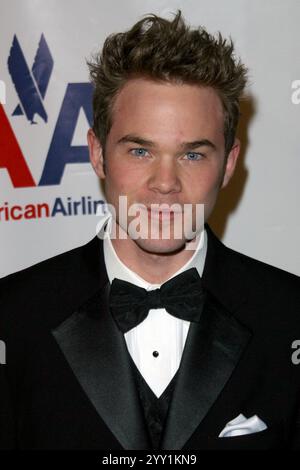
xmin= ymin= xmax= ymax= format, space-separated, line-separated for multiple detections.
xmin=103 ymin=217 xmax=207 ymax=398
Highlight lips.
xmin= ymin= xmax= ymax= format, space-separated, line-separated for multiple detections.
xmin=146 ymin=206 xmax=182 ymax=219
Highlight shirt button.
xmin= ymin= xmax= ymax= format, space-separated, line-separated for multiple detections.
xmin=153 ymin=351 xmax=159 ymax=358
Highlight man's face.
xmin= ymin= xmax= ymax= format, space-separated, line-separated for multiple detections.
xmin=88 ymin=78 xmax=239 ymax=254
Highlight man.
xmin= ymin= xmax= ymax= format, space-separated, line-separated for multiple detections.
xmin=0 ymin=11 xmax=300 ymax=450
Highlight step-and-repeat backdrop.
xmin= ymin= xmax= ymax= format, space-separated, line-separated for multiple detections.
xmin=1 ymin=0 xmax=300 ymax=277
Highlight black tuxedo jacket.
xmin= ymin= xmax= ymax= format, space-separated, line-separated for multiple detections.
xmin=0 ymin=225 xmax=300 ymax=450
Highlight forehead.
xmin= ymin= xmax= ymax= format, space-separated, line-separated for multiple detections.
xmin=109 ymin=78 xmax=225 ymax=142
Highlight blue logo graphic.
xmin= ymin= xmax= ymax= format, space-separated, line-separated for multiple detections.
xmin=8 ymin=34 xmax=53 ymax=124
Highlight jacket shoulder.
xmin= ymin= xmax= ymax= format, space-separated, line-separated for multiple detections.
xmin=0 ymin=236 xmax=104 ymax=331
xmin=206 ymin=224 xmax=299 ymax=289
xmin=226 ymin=244 xmax=300 ymax=292
xmin=221 ymin=243 xmax=300 ymax=330
xmin=205 ymin=225 xmax=300 ymax=330
xmin=2 ymin=241 xmax=86 ymax=283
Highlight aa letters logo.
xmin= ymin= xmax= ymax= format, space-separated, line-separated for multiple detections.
xmin=0 ymin=34 xmax=93 ymax=187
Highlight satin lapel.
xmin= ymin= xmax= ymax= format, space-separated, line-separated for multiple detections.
xmin=52 ymin=282 xmax=151 ymax=450
xmin=161 ymin=292 xmax=252 ymax=450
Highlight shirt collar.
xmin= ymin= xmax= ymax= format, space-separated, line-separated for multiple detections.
xmin=102 ymin=215 xmax=207 ymax=290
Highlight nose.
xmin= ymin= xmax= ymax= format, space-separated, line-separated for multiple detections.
xmin=148 ymin=157 xmax=181 ymax=194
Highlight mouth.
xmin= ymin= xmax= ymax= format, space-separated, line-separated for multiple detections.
xmin=146 ymin=206 xmax=182 ymax=220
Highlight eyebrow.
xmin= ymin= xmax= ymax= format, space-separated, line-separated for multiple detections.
xmin=117 ymin=134 xmax=217 ymax=151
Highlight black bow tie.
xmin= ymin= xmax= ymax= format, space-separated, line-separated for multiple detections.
xmin=109 ymin=267 xmax=206 ymax=333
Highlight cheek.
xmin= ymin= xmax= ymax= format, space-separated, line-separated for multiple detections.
xmin=105 ymin=163 xmax=142 ymax=200
xmin=187 ymin=166 xmax=222 ymax=202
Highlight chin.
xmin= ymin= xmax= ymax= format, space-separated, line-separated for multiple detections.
xmin=132 ymin=237 xmax=187 ymax=256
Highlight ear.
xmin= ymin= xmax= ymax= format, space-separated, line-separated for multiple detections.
xmin=87 ymin=128 xmax=106 ymax=179
xmin=221 ymin=138 xmax=240 ymax=189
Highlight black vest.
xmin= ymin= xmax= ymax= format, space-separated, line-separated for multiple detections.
xmin=128 ymin=355 xmax=178 ymax=450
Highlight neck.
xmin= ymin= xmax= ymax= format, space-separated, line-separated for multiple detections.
xmin=110 ymin=221 xmax=199 ymax=284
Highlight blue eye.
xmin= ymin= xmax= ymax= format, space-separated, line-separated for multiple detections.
xmin=131 ymin=148 xmax=148 ymax=157
xmin=185 ymin=152 xmax=203 ymax=161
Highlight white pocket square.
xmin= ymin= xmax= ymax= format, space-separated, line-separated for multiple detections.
xmin=219 ymin=413 xmax=267 ymax=438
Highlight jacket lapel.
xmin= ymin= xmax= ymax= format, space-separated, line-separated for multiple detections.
xmin=161 ymin=291 xmax=252 ymax=450
xmin=161 ymin=224 xmax=253 ymax=449
xmin=52 ymin=281 xmax=151 ymax=450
